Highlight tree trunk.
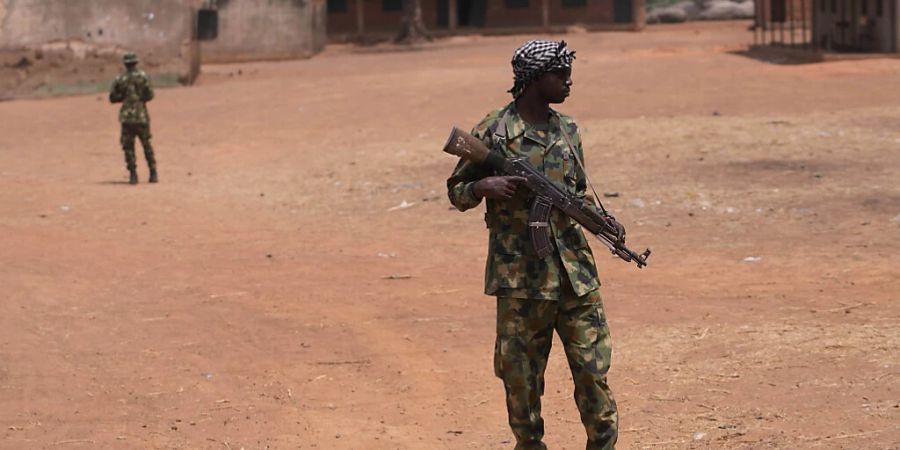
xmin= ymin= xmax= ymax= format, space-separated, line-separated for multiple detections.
xmin=395 ymin=0 xmax=432 ymax=43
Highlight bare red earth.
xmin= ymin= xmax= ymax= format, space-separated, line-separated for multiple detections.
xmin=0 ymin=21 xmax=898 ymax=450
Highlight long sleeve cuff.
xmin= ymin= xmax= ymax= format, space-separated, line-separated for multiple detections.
xmin=449 ymin=181 xmax=483 ymax=211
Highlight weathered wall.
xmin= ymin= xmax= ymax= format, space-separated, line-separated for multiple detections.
xmin=0 ymin=0 xmax=198 ymax=100
xmin=199 ymin=0 xmax=327 ymax=63
xmin=327 ymin=0 xmax=643 ymax=38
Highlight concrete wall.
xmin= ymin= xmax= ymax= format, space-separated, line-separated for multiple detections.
xmin=0 ymin=0 xmax=198 ymax=99
xmin=328 ymin=0 xmax=643 ymax=38
xmin=199 ymin=0 xmax=327 ymax=63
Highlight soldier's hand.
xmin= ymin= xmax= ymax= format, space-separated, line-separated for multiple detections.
xmin=604 ymin=215 xmax=626 ymax=241
xmin=473 ymin=176 xmax=527 ymax=200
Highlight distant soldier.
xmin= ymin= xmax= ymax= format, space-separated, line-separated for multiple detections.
xmin=109 ymin=52 xmax=157 ymax=184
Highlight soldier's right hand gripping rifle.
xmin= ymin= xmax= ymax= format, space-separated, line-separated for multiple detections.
xmin=443 ymin=127 xmax=651 ymax=268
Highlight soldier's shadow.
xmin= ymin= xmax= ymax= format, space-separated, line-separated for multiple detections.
xmin=97 ymin=180 xmax=134 ymax=185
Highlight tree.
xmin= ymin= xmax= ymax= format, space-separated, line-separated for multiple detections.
xmin=395 ymin=0 xmax=432 ymax=44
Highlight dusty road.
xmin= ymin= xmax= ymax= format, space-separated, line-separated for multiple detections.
xmin=1 ymin=21 xmax=898 ymax=449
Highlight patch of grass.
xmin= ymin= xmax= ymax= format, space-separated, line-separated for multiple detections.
xmin=34 ymin=72 xmax=184 ymax=98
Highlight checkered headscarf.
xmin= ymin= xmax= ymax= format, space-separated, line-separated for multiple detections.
xmin=509 ymin=40 xmax=576 ymax=98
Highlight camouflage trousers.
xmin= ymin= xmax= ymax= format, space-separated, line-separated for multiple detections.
xmin=494 ymin=289 xmax=618 ymax=450
xmin=120 ymin=122 xmax=156 ymax=171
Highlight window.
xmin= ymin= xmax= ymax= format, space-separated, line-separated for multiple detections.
xmin=505 ymin=0 xmax=530 ymax=8
xmin=383 ymin=0 xmax=402 ymax=11
xmin=328 ymin=0 xmax=348 ymax=13
xmin=197 ymin=9 xmax=218 ymax=41
xmin=562 ymin=0 xmax=587 ymax=6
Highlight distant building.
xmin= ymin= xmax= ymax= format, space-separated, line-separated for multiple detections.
xmin=0 ymin=0 xmax=199 ymax=99
xmin=195 ymin=0 xmax=327 ymax=63
xmin=327 ymin=0 xmax=645 ymax=41
xmin=0 ymin=0 xmax=329 ymax=99
xmin=755 ymin=0 xmax=899 ymax=52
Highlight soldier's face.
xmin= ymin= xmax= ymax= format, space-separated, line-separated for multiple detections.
xmin=536 ymin=68 xmax=572 ymax=104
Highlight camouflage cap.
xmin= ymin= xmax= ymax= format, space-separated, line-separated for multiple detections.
xmin=123 ymin=52 xmax=139 ymax=65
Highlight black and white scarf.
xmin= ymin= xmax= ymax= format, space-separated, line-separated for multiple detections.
xmin=509 ymin=40 xmax=576 ymax=98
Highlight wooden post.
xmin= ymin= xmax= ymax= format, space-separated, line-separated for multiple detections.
xmin=356 ymin=0 xmax=365 ymax=34
xmin=801 ymin=0 xmax=807 ymax=48
xmin=755 ymin=0 xmax=761 ymax=44
xmin=812 ymin=0 xmax=818 ymax=49
xmin=449 ymin=0 xmax=458 ymax=31
xmin=895 ymin=0 xmax=899 ymax=51
xmin=790 ymin=0 xmax=795 ymax=46
xmin=542 ymin=0 xmax=550 ymax=29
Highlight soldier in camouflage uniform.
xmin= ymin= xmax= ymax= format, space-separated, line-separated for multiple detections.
xmin=109 ymin=52 xmax=157 ymax=185
xmin=447 ymin=40 xmax=618 ymax=450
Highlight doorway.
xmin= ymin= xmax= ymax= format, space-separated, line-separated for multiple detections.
xmin=437 ymin=0 xmax=487 ymax=28
xmin=614 ymin=0 xmax=633 ymax=23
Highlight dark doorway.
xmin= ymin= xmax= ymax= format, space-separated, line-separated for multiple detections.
xmin=613 ymin=0 xmax=632 ymax=23
xmin=833 ymin=0 xmax=855 ymax=49
xmin=437 ymin=0 xmax=487 ymax=27
xmin=197 ymin=9 xmax=218 ymax=40
xmin=438 ymin=0 xmax=448 ymax=26
xmin=460 ymin=0 xmax=487 ymax=27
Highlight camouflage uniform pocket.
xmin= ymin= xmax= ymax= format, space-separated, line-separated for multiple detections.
xmin=586 ymin=303 xmax=613 ymax=376
xmin=556 ymin=226 xmax=591 ymax=259
xmin=493 ymin=335 xmax=510 ymax=379
xmin=490 ymin=251 xmax=525 ymax=289
xmin=559 ymin=297 xmax=612 ymax=377
xmin=494 ymin=300 xmax=528 ymax=383
xmin=493 ymin=313 xmax=527 ymax=378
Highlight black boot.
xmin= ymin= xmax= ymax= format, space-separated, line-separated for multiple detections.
xmin=129 ymin=169 xmax=138 ymax=185
xmin=148 ymin=168 xmax=158 ymax=183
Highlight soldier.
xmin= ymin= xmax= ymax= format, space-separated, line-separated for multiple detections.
xmin=447 ymin=40 xmax=618 ymax=450
xmin=109 ymin=52 xmax=157 ymax=184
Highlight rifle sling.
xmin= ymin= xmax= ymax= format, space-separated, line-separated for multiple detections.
xmin=555 ymin=114 xmax=609 ymax=216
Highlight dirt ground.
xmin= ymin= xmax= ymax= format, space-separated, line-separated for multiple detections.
xmin=1 ymin=20 xmax=898 ymax=450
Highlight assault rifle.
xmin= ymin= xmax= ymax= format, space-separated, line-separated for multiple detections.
xmin=444 ymin=127 xmax=651 ymax=268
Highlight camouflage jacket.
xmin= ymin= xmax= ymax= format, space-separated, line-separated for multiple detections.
xmin=447 ymin=102 xmax=601 ymax=300
xmin=109 ymin=70 xmax=154 ymax=124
